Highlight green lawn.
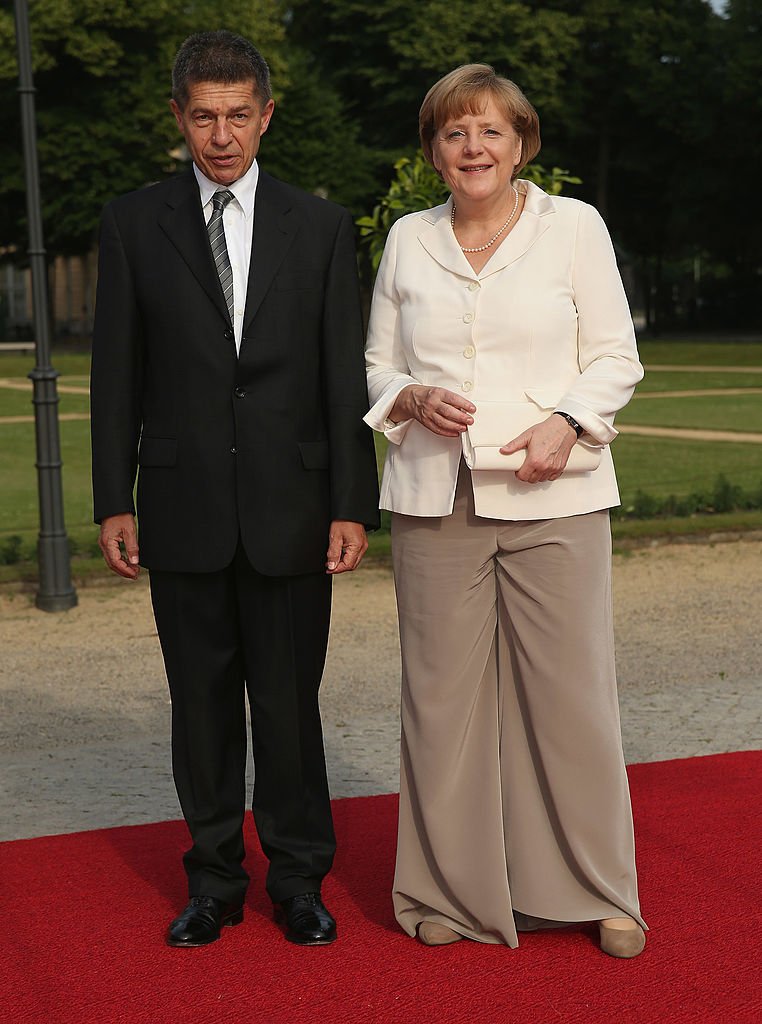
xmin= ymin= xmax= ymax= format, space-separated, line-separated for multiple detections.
xmin=620 ymin=394 xmax=762 ymax=433
xmin=2 ymin=339 xmax=762 ymax=569
xmin=637 ymin=340 xmax=762 ymax=366
xmin=0 ymin=420 xmax=93 ymax=535
xmin=636 ymin=370 xmax=762 ymax=392
xmin=0 ymin=352 xmax=92 ymax=378
xmin=0 ymin=387 xmax=90 ymax=418
xmin=613 ymin=435 xmax=762 ymax=504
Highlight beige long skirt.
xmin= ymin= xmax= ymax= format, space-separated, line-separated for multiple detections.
xmin=390 ymin=468 xmax=645 ymax=946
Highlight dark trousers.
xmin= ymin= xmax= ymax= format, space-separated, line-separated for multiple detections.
xmin=149 ymin=543 xmax=335 ymax=905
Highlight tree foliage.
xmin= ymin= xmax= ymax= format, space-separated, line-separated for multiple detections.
xmin=0 ymin=0 xmax=286 ymax=254
xmin=0 ymin=0 xmax=759 ymax=328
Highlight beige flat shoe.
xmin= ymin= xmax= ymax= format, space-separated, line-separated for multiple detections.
xmin=417 ymin=921 xmax=463 ymax=946
xmin=598 ymin=919 xmax=646 ymax=959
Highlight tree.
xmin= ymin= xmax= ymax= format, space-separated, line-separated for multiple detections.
xmin=288 ymin=1 xmax=582 ymax=177
xmin=0 ymin=0 xmax=286 ymax=255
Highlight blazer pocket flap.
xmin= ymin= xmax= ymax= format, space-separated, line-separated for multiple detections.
xmin=523 ymin=387 xmax=562 ymax=410
xmin=298 ymin=440 xmax=329 ymax=470
xmin=138 ymin=436 xmax=177 ymax=467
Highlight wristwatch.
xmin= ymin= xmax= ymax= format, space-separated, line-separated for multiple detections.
xmin=553 ymin=410 xmax=584 ymax=437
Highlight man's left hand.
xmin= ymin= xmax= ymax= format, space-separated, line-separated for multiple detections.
xmin=326 ymin=521 xmax=368 ymax=574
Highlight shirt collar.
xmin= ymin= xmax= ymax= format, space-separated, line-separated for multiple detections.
xmin=193 ymin=158 xmax=260 ymax=218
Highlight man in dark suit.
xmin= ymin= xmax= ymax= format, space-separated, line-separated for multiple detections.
xmin=90 ymin=30 xmax=379 ymax=948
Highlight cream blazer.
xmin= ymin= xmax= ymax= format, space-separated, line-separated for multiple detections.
xmin=364 ymin=180 xmax=644 ymax=520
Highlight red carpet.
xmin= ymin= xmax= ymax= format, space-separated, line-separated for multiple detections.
xmin=1 ymin=751 xmax=760 ymax=1024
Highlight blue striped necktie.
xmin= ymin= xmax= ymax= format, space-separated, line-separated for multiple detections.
xmin=207 ymin=189 xmax=235 ymax=324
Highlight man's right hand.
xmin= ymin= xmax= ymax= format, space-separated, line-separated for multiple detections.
xmin=99 ymin=513 xmax=140 ymax=579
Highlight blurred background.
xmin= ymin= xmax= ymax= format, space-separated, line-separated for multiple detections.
xmin=0 ymin=0 xmax=760 ymax=579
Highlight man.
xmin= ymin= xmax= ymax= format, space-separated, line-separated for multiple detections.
xmin=90 ymin=31 xmax=379 ymax=948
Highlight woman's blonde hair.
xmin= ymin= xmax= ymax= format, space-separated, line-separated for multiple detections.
xmin=419 ymin=64 xmax=541 ymax=179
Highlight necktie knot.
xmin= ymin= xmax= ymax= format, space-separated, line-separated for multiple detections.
xmin=212 ymin=189 xmax=234 ymax=213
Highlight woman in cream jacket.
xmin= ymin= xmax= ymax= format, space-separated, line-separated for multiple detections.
xmin=364 ymin=65 xmax=647 ymax=958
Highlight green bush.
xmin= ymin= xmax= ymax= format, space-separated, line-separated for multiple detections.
xmin=0 ymin=535 xmax=23 ymax=565
xmin=614 ymin=474 xmax=762 ymax=520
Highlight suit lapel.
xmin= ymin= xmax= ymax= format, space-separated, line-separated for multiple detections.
xmin=417 ymin=180 xmax=556 ymax=279
xmin=243 ymin=172 xmax=299 ymax=334
xmin=157 ymin=171 xmax=231 ymax=326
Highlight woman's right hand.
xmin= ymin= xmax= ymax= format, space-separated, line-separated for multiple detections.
xmin=389 ymin=385 xmax=476 ymax=437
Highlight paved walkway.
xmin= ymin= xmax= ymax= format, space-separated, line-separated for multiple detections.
xmin=0 ymin=540 xmax=759 ymax=842
xmin=618 ymin=424 xmax=762 ymax=443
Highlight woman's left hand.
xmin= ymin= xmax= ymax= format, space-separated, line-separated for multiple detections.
xmin=500 ymin=414 xmax=577 ymax=483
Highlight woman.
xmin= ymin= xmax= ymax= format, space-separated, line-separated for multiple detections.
xmin=364 ymin=65 xmax=647 ymax=957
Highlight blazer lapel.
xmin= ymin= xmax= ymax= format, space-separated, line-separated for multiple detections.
xmin=417 ymin=180 xmax=556 ymax=279
xmin=242 ymin=172 xmax=299 ymax=333
xmin=417 ymin=198 xmax=473 ymax=278
xmin=157 ymin=170 xmax=231 ymax=325
xmin=477 ymin=180 xmax=555 ymax=278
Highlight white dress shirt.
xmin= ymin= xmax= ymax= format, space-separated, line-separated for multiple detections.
xmin=194 ymin=159 xmax=259 ymax=353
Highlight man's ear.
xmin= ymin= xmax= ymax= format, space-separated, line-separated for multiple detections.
xmin=169 ymin=98 xmax=184 ymax=132
xmin=259 ymin=98 xmax=275 ymax=137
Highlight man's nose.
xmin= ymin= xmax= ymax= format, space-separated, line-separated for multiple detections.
xmin=211 ymin=117 xmax=232 ymax=146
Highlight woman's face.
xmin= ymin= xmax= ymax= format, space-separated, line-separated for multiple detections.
xmin=432 ymin=95 xmax=522 ymax=206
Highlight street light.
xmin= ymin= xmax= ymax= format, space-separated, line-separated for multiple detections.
xmin=14 ymin=0 xmax=77 ymax=612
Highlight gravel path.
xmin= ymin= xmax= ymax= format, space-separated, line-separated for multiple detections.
xmin=1 ymin=539 xmax=760 ymax=842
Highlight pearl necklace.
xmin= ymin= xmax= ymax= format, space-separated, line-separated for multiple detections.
xmin=451 ymin=187 xmax=519 ymax=253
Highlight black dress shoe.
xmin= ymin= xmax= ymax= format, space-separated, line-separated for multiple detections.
xmin=166 ymin=896 xmax=244 ymax=947
xmin=274 ymin=893 xmax=337 ymax=945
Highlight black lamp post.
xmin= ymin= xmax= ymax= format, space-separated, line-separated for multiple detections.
xmin=14 ymin=0 xmax=77 ymax=612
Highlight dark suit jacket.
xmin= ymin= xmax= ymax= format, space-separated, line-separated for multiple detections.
xmin=91 ymin=169 xmax=379 ymax=575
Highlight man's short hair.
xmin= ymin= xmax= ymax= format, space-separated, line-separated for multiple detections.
xmin=172 ymin=30 xmax=272 ymax=109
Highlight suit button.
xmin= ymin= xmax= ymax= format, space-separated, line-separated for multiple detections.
xmin=463 ymin=312 xmax=474 ymax=324
xmin=463 ymin=345 xmax=475 ymax=359
xmin=224 ymin=329 xmax=233 ymax=340
xmin=230 ymin=446 xmax=237 ymax=454
xmin=234 ymin=387 xmax=245 ymax=398
xmin=467 ymin=281 xmax=480 ymax=292
xmin=462 ymin=380 xmax=473 ymax=392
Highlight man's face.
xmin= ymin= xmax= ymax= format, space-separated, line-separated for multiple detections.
xmin=170 ymin=79 xmax=274 ymax=185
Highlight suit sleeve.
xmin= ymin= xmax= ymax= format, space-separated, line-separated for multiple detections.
xmin=321 ymin=208 xmax=380 ymax=529
xmin=556 ymin=203 xmax=644 ymax=445
xmin=90 ymin=203 xmax=143 ymax=524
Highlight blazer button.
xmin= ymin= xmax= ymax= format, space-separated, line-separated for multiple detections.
xmin=462 ymin=380 xmax=474 ymax=393
xmin=234 ymin=387 xmax=245 ymax=399
xmin=230 ymin=446 xmax=237 ymax=454
xmin=224 ymin=329 xmax=233 ymax=340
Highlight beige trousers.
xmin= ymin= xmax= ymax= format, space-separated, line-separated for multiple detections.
xmin=391 ymin=466 xmax=645 ymax=946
